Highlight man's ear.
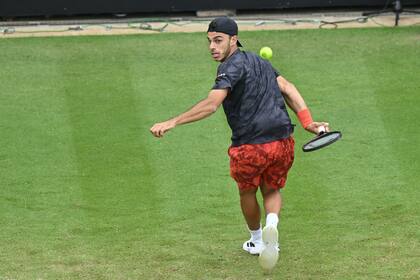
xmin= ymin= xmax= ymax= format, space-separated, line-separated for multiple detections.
xmin=231 ymin=35 xmax=238 ymax=47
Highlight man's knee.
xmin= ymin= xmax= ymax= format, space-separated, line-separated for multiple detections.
xmin=239 ymin=187 xmax=258 ymax=197
xmin=260 ymin=181 xmax=279 ymax=197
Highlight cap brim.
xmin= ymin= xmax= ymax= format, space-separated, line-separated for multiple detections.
xmin=237 ymin=40 xmax=243 ymax=47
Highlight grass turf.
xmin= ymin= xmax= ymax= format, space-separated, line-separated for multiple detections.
xmin=0 ymin=27 xmax=419 ymax=279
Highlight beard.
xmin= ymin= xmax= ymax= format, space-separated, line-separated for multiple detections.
xmin=219 ymin=44 xmax=232 ymax=62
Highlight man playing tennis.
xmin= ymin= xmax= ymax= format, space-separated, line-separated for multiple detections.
xmin=150 ymin=17 xmax=330 ymax=270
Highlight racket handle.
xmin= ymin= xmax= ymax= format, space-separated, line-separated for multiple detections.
xmin=318 ymin=126 xmax=326 ymax=135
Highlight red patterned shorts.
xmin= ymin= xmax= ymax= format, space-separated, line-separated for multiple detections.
xmin=228 ymin=137 xmax=295 ymax=191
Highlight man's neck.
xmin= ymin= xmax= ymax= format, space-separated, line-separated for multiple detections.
xmin=222 ymin=46 xmax=239 ymax=63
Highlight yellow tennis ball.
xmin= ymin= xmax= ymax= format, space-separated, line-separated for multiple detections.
xmin=259 ymin=46 xmax=273 ymax=60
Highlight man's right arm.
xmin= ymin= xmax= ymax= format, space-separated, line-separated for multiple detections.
xmin=150 ymin=89 xmax=228 ymax=138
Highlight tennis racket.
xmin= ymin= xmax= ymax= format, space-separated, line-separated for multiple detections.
xmin=302 ymin=126 xmax=342 ymax=152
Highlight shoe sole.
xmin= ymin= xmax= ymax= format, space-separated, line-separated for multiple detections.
xmin=258 ymin=225 xmax=279 ymax=272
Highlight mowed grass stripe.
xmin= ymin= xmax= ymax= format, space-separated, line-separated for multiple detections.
xmin=361 ymin=30 xmax=420 ymax=278
xmin=57 ymin=36 xmax=166 ymax=278
xmin=0 ymin=38 xmax=93 ymax=277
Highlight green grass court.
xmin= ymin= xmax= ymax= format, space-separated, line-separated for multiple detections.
xmin=1 ymin=27 xmax=419 ymax=279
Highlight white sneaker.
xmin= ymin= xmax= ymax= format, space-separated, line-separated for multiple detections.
xmin=242 ymin=239 xmax=264 ymax=255
xmin=258 ymin=225 xmax=279 ymax=271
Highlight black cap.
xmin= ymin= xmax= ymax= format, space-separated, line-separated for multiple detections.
xmin=207 ymin=17 xmax=243 ymax=47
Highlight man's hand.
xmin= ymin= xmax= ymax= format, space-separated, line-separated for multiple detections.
xmin=150 ymin=119 xmax=177 ymax=138
xmin=305 ymin=122 xmax=330 ymax=135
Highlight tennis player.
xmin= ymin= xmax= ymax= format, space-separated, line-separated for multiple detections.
xmin=150 ymin=17 xmax=330 ymax=269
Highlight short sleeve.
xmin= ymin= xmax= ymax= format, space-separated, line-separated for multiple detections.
xmin=212 ymin=62 xmax=243 ymax=90
xmin=271 ymin=64 xmax=280 ymax=77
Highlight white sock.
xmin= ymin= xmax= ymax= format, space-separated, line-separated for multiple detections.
xmin=248 ymin=225 xmax=262 ymax=241
xmin=266 ymin=213 xmax=279 ymax=228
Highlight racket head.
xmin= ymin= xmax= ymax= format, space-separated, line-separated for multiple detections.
xmin=302 ymin=131 xmax=342 ymax=152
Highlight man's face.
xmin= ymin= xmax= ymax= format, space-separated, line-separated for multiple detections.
xmin=207 ymin=32 xmax=237 ymax=62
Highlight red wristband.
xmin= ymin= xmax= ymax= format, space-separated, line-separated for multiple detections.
xmin=297 ymin=108 xmax=313 ymax=129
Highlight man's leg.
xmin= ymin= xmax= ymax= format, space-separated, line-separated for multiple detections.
xmin=259 ymin=137 xmax=294 ymax=270
xmin=239 ymin=187 xmax=260 ymax=230
xmin=258 ymin=182 xmax=281 ymax=271
xmin=260 ymin=182 xmax=282 ymax=216
xmin=239 ymin=187 xmax=264 ymax=254
xmin=228 ymin=143 xmax=272 ymax=255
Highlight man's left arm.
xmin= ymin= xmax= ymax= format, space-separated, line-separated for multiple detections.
xmin=150 ymin=89 xmax=228 ymax=138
